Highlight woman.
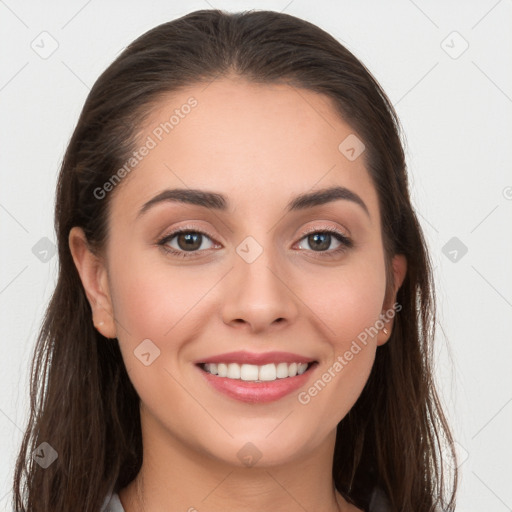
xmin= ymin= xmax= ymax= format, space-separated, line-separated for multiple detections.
xmin=13 ymin=9 xmax=457 ymax=512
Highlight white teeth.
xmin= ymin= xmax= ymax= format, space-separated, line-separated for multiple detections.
xmin=259 ymin=363 xmax=276 ymax=381
xmin=217 ymin=363 xmax=227 ymax=377
xmin=227 ymin=363 xmax=240 ymax=379
xmin=297 ymin=363 xmax=308 ymax=375
xmin=276 ymin=362 xmax=289 ymax=378
xmin=202 ymin=361 xmax=312 ymax=381
xmin=240 ymin=364 xmax=259 ymax=381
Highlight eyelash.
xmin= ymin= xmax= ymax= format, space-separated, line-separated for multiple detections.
xmin=156 ymin=226 xmax=353 ymax=259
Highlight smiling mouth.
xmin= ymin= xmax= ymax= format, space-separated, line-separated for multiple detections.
xmin=198 ymin=361 xmax=317 ymax=382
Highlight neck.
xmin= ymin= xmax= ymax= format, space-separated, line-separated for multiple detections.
xmin=118 ymin=408 xmax=361 ymax=512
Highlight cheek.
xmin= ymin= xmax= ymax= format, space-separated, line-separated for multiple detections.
xmin=107 ymin=245 xmax=225 ymax=384
xmin=109 ymin=257 xmax=216 ymax=344
xmin=294 ymin=254 xmax=386 ymax=428
xmin=107 ymin=255 xmax=218 ymax=413
xmin=300 ymin=252 xmax=387 ymax=344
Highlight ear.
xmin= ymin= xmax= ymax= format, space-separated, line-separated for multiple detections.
xmin=68 ymin=227 xmax=117 ymax=339
xmin=377 ymin=253 xmax=407 ymax=346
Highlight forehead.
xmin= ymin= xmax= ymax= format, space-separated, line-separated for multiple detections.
xmin=109 ymin=77 xmax=379 ymax=221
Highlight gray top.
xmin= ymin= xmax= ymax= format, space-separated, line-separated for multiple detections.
xmin=100 ymin=491 xmax=125 ymax=512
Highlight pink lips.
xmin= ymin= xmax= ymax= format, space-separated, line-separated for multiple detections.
xmin=196 ymin=350 xmax=314 ymax=365
xmin=195 ymin=351 xmax=317 ymax=404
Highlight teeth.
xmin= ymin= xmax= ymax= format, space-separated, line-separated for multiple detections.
xmin=276 ymin=362 xmax=289 ymax=378
xmin=227 ymin=363 xmax=240 ymax=379
xmin=297 ymin=363 xmax=307 ymax=375
xmin=202 ymin=362 xmax=310 ymax=381
xmin=259 ymin=363 xmax=276 ymax=381
xmin=240 ymin=364 xmax=258 ymax=381
xmin=217 ymin=363 xmax=227 ymax=377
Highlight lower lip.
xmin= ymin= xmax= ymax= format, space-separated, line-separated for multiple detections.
xmin=197 ymin=364 xmax=317 ymax=403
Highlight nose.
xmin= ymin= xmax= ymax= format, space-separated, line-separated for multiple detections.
xmin=221 ymin=245 xmax=300 ymax=334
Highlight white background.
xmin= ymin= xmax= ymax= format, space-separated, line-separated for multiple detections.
xmin=1 ymin=1 xmax=511 ymax=510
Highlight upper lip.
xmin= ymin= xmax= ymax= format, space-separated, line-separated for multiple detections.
xmin=196 ymin=351 xmax=316 ymax=366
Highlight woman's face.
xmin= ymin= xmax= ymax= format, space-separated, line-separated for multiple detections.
xmin=73 ymin=77 xmax=405 ymax=468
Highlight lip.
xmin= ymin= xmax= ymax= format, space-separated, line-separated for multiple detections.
xmin=196 ymin=360 xmax=319 ymax=404
xmin=195 ymin=350 xmax=315 ymax=366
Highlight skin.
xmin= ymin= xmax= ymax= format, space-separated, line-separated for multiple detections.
xmin=70 ymin=76 xmax=406 ymax=512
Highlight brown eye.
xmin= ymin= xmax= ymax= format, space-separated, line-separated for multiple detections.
xmin=176 ymin=232 xmax=203 ymax=251
xmin=158 ymin=230 xmax=216 ymax=256
xmin=307 ymin=233 xmax=332 ymax=251
xmin=296 ymin=230 xmax=352 ymax=253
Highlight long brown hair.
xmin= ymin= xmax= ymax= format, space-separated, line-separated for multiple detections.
xmin=13 ymin=9 xmax=457 ymax=511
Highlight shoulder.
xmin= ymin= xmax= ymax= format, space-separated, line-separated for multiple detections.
xmin=101 ymin=490 xmax=125 ymax=512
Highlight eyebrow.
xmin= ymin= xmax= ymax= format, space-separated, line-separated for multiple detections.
xmin=137 ymin=185 xmax=370 ymax=218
